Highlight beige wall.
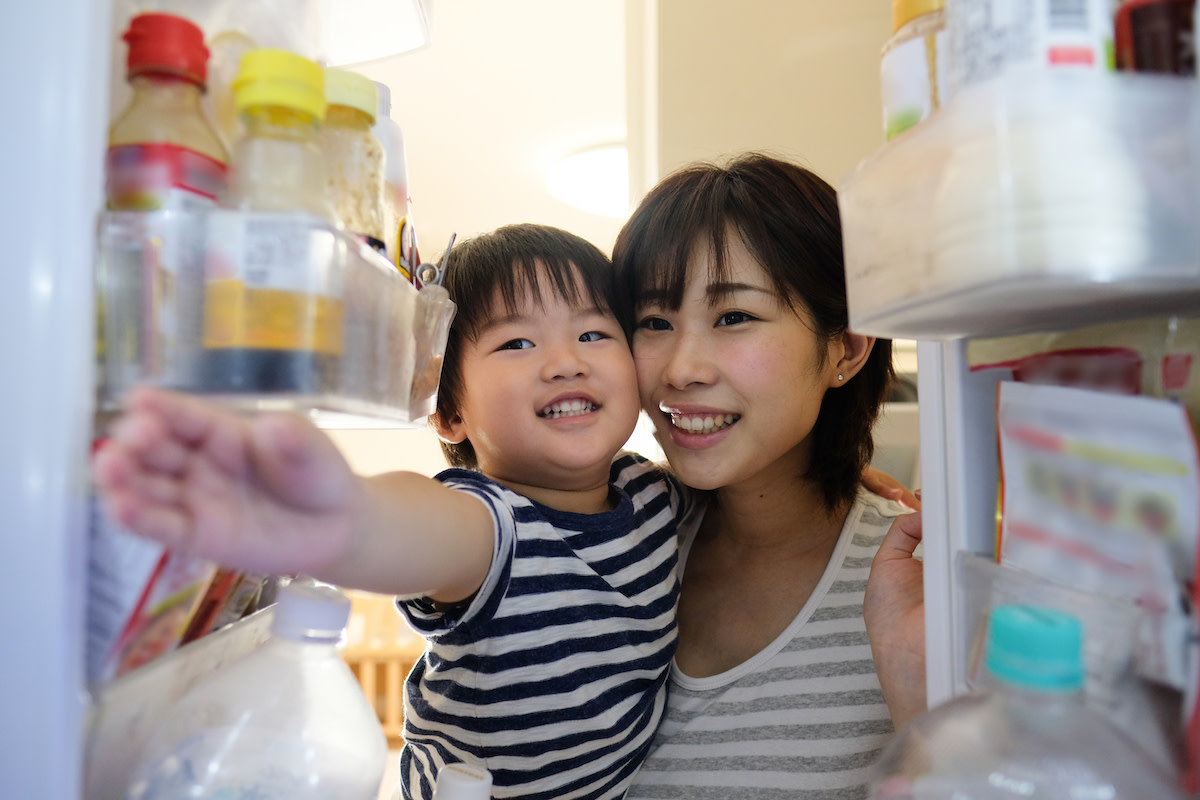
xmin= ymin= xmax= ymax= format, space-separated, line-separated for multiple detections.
xmin=634 ymin=1 xmax=892 ymax=191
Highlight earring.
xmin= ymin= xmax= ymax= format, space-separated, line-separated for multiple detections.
xmin=837 ymin=373 xmax=844 ymax=381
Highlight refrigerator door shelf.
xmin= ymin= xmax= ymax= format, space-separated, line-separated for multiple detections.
xmin=840 ymin=70 xmax=1200 ymax=341
xmin=96 ymin=209 xmax=454 ymax=428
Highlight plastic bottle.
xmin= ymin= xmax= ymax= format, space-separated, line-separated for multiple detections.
xmin=868 ymin=604 xmax=1185 ymax=799
xmin=124 ymin=581 xmax=388 ymax=800
xmin=106 ymin=12 xmax=229 ymax=211
xmin=320 ymin=68 xmax=387 ymax=256
xmin=372 ymin=80 xmax=412 ymax=270
xmin=200 ymin=48 xmax=343 ymax=393
xmin=879 ymin=0 xmax=946 ymax=140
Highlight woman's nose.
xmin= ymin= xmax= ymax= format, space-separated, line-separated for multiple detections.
xmin=659 ymin=331 xmax=715 ymax=389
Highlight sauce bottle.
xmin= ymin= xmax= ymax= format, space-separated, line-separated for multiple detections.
xmin=200 ymin=48 xmax=343 ymax=393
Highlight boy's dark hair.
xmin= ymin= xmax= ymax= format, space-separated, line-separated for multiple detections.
xmin=611 ymin=153 xmax=895 ymax=512
xmin=434 ymin=223 xmax=623 ymax=469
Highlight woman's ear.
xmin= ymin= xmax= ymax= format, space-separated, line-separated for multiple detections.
xmin=430 ymin=409 xmax=468 ymax=445
xmin=830 ymin=330 xmax=875 ymax=387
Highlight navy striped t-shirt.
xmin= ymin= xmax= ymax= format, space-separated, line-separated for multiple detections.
xmin=397 ymin=452 xmax=687 ymax=800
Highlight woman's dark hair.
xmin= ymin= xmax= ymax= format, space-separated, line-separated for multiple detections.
xmin=611 ymin=153 xmax=894 ymax=511
xmin=434 ymin=223 xmax=623 ymax=469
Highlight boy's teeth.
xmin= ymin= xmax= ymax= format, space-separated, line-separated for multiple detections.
xmin=540 ymin=399 xmax=596 ymax=418
xmin=669 ymin=413 xmax=739 ymax=433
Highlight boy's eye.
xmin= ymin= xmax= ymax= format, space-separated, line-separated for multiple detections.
xmin=636 ymin=316 xmax=672 ymax=332
xmin=716 ymin=311 xmax=755 ymax=327
xmin=579 ymin=331 xmax=610 ymax=343
xmin=498 ymin=338 xmax=534 ymax=351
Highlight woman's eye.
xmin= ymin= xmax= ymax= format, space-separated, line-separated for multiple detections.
xmin=498 ymin=338 xmax=534 ymax=351
xmin=636 ymin=316 xmax=672 ymax=332
xmin=716 ymin=311 xmax=755 ymax=327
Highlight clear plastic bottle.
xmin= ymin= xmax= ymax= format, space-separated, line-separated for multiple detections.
xmin=879 ymin=0 xmax=946 ymax=140
xmin=320 ymin=68 xmax=386 ymax=256
xmin=124 ymin=581 xmax=387 ymax=800
xmin=372 ymin=80 xmax=411 ymax=269
xmin=200 ymin=48 xmax=343 ymax=393
xmin=869 ymin=604 xmax=1185 ymax=799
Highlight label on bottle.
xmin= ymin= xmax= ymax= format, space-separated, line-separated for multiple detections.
xmin=106 ymin=143 xmax=228 ymax=211
xmin=881 ymin=29 xmax=949 ymax=139
xmin=203 ymin=211 xmax=344 ymax=354
xmin=948 ymin=0 xmax=1114 ymax=93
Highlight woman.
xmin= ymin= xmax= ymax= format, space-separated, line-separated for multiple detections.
xmin=613 ymin=153 xmax=925 ymax=798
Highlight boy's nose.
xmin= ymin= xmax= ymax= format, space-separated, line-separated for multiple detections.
xmin=542 ymin=342 xmax=589 ymax=381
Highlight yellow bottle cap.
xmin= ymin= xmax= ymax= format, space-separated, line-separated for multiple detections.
xmin=325 ymin=68 xmax=378 ymax=121
xmin=233 ymin=48 xmax=326 ymax=121
xmin=892 ymin=0 xmax=943 ymax=33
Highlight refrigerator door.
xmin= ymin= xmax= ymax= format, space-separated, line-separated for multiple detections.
xmin=0 ymin=0 xmax=112 ymax=797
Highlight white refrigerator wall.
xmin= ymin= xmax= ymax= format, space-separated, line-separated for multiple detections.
xmin=0 ymin=0 xmax=113 ymax=796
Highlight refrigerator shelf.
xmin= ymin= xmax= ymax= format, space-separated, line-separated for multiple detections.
xmin=96 ymin=210 xmax=454 ymax=427
xmin=840 ymin=71 xmax=1200 ymax=340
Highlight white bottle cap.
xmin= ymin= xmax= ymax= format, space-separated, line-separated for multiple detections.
xmin=270 ymin=580 xmax=351 ymax=642
xmin=432 ymin=763 xmax=492 ymax=800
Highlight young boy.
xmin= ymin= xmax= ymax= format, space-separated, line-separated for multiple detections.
xmin=94 ymin=224 xmax=692 ymax=800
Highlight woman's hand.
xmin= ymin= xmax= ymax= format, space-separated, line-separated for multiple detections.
xmin=865 ymin=509 xmax=926 ymax=730
xmin=862 ymin=466 xmax=920 ymax=511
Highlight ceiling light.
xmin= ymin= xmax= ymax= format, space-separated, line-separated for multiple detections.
xmin=547 ymin=144 xmax=629 ymax=218
xmin=321 ymin=0 xmax=432 ymax=66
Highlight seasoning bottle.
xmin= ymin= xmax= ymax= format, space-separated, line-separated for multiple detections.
xmin=201 ymin=48 xmax=343 ymax=393
xmin=106 ymin=12 xmax=228 ymax=210
xmin=103 ymin=12 xmax=228 ymax=398
xmin=372 ymin=80 xmax=411 ymax=269
xmin=880 ymin=0 xmax=947 ymax=140
xmin=320 ymin=68 xmax=386 ymax=257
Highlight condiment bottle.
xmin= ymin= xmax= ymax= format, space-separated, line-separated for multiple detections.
xmin=106 ymin=12 xmax=228 ymax=210
xmin=320 ymin=68 xmax=387 ymax=257
xmin=372 ymin=80 xmax=411 ymax=269
xmin=201 ymin=48 xmax=343 ymax=393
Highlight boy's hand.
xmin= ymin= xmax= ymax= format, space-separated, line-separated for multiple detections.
xmin=865 ymin=509 xmax=926 ymax=730
xmin=93 ymin=386 xmax=360 ymax=579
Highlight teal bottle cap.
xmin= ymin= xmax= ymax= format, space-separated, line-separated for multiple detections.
xmin=985 ymin=604 xmax=1085 ymax=692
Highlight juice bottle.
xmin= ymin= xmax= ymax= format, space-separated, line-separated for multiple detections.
xmin=320 ymin=68 xmax=386 ymax=256
xmin=200 ymin=48 xmax=344 ymax=393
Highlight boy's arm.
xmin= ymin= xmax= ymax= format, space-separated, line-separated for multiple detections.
xmin=93 ymin=386 xmax=494 ymax=602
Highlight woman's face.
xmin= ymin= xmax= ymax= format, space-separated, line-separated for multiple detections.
xmin=631 ymin=234 xmax=843 ymax=492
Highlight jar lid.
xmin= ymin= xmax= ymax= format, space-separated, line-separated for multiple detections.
xmin=326 ymin=68 xmax=378 ymax=121
xmin=124 ymin=12 xmax=209 ymax=85
xmin=232 ymin=48 xmax=326 ymax=121
xmin=985 ymin=604 xmax=1085 ymax=692
xmin=892 ymin=0 xmax=944 ymax=33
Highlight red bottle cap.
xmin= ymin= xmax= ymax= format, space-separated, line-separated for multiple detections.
xmin=123 ymin=13 xmax=209 ymax=86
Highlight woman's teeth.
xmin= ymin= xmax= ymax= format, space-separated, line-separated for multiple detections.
xmin=669 ymin=413 xmax=739 ymax=434
xmin=540 ymin=399 xmax=597 ymax=418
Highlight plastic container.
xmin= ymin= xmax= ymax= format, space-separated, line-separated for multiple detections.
xmin=880 ymin=0 xmax=947 ymax=139
xmin=124 ymin=581 xmax=388 ymax=800
xmin=868 ymin=604 xmax=1185 ymax=799
xmin=321 ymin=69 xmax=386 ymax=255
xmin=201 ymin=48 xmax=342 ymax=393
xmin=373 ymin=80 xmax=411 ymax=271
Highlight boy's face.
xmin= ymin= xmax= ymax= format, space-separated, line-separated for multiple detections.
xmin=443 ymin=273 xmax=640 ymax=492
